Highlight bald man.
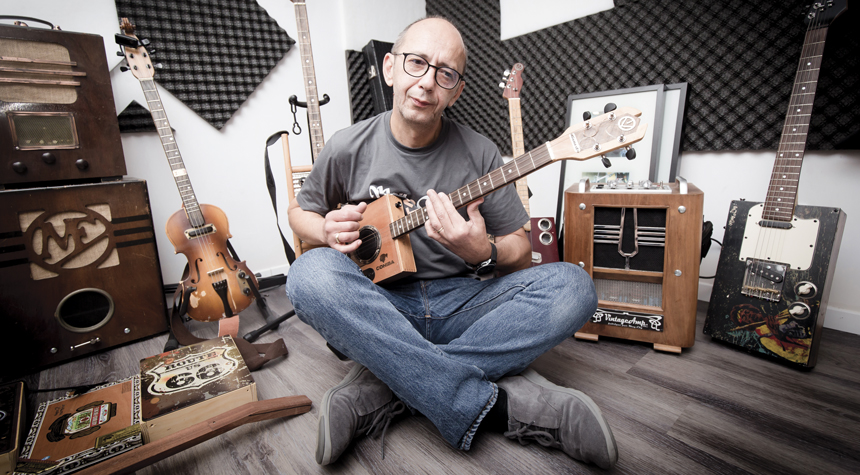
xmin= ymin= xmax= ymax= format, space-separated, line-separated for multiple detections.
xmin=286 ymin=16 xmax=616 ymax=470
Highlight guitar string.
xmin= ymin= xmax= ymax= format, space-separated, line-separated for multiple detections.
xmin=751 ymin=7 xmax=822 ymax=300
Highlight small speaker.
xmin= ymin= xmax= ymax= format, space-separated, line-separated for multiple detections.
xmin=0 ymin=24 xmax=126 ymax=186
xmin=565 ymin=179 xmax=703 ymax=353
xmin=0 ymin=179 xmax=168 ymax=378
xmin=530 ymin=217 xmax=559 ymax=265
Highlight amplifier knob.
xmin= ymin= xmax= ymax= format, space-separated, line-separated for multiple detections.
xmin=794 ymin=281 xmax=818 ymax=299
xmin=12 ymin=162 xmax=27 ymax=174
xmin=75 ymin=159 xmax=89 ymax=170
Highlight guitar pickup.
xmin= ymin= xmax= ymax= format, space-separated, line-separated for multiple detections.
xmin=745 ymin=259 xmax=786 ymax=283
xmin=758 ymin=219 xmax=792 ymax=229
xmin=185 ymin=224 xmax=216 ymax=239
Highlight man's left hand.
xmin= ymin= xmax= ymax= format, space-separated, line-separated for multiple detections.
xmin=424 ymin=189 xmax=493 ymax=264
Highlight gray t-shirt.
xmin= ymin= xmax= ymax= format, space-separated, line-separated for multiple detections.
xmin=297 ymin=111 xmax=529 ymax=280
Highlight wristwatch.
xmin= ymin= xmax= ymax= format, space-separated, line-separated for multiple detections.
xmin=469 ymin=242 xmax=497 ymax=275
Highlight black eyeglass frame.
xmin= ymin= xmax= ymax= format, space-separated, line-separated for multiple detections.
xmin=391 ymin=52 xmax=465 ymax=90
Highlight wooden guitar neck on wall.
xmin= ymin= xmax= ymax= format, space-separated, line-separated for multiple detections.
xmin=291 ymin=0 xmax=326 ymax=161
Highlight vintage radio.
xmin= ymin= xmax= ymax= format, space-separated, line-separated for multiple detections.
xmin=0 ymin=179 xmax=168 ymax=378
xmin=564 ymin=178 xmax=703 ymax=353
xmin=0 ymin=23 xmax=126 ymax=186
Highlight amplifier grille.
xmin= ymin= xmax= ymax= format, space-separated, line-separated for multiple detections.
xmin=594 ymin=278 xmax=662 ymax=307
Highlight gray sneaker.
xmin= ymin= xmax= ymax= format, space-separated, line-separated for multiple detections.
xmin=317 ymin=364 xmax=406 ymax=465
xmin=497 ymin=368 xmax=618 ymax=469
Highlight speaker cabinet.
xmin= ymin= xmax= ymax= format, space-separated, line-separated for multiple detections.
xmin=530 ymin=217 xmax=559 ymax=265
xmin=564 ymin=179 xmax=703 ymax=353
xmin=0 ymin=24 xmax=126 ymax=186
xmin=0 ymin=179 xmax=167 ymax=378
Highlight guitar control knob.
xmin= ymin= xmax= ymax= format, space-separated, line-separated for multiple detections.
xmin=795 ymin=281 xmax=818 ymax=299
xmin=42 ymin=152 xmax=56 ymax=164
xmin=12 ymin=162 xmax=27 ymax=174
xmin=75 ymin=159 xmax=89 ymax=170
xmin=788 ymin=301 xmax=812 ymax=320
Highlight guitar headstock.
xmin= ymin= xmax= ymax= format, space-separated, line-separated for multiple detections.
xmin=804 ymin=0 xmax=847 ymax=28
xmin=500 ymin=63 xmax=524 ymax=99
xmin=115 ymin=18 xmax=156 ymax=80
xmin=547 ymin=106 xmax=647 ymax=164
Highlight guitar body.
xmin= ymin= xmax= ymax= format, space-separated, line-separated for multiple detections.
xmin=704 ymin=200 xmax=846 ymax=368
xmin=350 ymin=194 xmax=416 ymax=283
xmin=165 ymin=204 xmax=257 ymax=322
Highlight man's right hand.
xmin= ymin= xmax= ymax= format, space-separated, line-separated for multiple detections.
xmin=324 ymin=202 xmax=367 ymax=254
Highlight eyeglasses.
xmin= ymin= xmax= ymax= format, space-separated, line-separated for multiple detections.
xmin=392 ymin=53 xmax=464 ymax=90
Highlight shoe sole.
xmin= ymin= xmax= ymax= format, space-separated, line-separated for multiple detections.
xmin=317 ymin=364 xmax=367 ymax=465
xmin=520 ymin=368 xmax=618 ymax=467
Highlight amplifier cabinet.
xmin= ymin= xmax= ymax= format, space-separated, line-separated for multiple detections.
xmin=0 ymin=24 xmax=126 ymax=186
xmin=564 ymin=179 xmax=704 ymax=353
xmin=0 ymin=179 xmax=168 ymax=378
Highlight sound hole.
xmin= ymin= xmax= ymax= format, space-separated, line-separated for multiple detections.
xmin=352 ymin=226 xmax=381 ymax=265
xmin=537 ymin=218 xmax=552 ymax=231
xmin=55 ymin=288 xmax=114 ymax=333
xmin=539 ymin=231 xmax=554 ymax=245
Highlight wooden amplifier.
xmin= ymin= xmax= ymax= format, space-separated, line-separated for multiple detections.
xmin=0 ymin=179 xmax=168 ymax=378
xmin=0 ymin=24 xmax=126 ymax=186
xmin=564 ymin=178 xmax=704 ymax=353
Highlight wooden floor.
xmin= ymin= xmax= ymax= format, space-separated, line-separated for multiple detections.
xmin=18 ymin=286 xmax=860 ymax=474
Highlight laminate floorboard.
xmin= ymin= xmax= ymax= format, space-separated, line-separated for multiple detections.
xmin=11 ymin=290 xmax=860 ymax=474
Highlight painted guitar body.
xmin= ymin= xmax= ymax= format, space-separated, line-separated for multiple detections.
xmin=704 ymin=200 xmax=846 ymax=368
xmin=165 ymin=204 xmax=257 ymax=322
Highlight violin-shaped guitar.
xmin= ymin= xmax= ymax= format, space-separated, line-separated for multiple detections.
xmin=117 ymin=19 xmax=257 ymax=322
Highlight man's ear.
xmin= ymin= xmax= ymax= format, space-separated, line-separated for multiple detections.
xmin=383 ymin=53 xmax=394 ymax=87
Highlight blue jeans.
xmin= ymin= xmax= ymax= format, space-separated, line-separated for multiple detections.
xmin=285 ymin=247 xmax=597 ymax=450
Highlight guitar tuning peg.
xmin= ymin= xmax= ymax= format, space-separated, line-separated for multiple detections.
xmin=582 ymin=111 xmax=592 ymax=121
xmin=499 ymin=82 xmax=506 ymax=88
xmin=148 ymin=48 xmax=156 ymax=55
xmin=116 ymin=50 xmax=125 ymax=56
xmin=154 ymin=63 xmax=163 ymax=69
xmin=503 ymin=69 xmax=510 ymax=77
xmin=140 ymin=38 xmax=151 ymax=46
xmin=604 ymin=103 xmax=617 ymax=113
xmin=601 ymin=156 xmax=612 ymax=168
xmin=625 ymin=147 xmax=636 ymax=160
xmin=120 ymin=66 xmax=129 ymax=72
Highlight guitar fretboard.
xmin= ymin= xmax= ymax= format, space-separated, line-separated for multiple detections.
xmin=507 ymin=96 xmax=531 ymax=223
xmin=139 ymin=78 xmax=204 ymax=227
xmin=293 ymin=1 xmax=325 ymax=161
xmin=763 ymin=26 xmax=828 ymax=222
xmin=390 ymin=145 xmax=554 ymax=238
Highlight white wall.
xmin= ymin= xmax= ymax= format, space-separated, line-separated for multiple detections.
xmin=6 ymin=1 xmax=858 ymax=335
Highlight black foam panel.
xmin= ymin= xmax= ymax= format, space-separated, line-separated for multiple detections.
xmin=118 ymin=100 xmax=158 ymax=133
xmin=421 ymin=0 xmax=858 ymax=153
xmin=346 ymin=50 xmax=375 ymax=125
xmin=115 ymin=0 xmax=295 ymax=130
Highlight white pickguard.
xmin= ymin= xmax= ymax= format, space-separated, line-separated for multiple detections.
xmin=738 ymin=203 xmax=819 ymax=271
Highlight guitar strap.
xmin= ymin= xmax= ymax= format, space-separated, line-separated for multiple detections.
xmin=264 ymin=130 xmax=297 ymax=264
xmin=167 ymin=266 xmax=288 ymax=371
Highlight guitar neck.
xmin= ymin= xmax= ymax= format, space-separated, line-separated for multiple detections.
xmin=507 ymin=96 xmax=531 ymax=221
xmin=293 ymin=1 xmax=325 ymax=160
xmin=390 ymin=144 xmax=555 ymax=238
xmin=139 ymin=78 xmax=204 ymax=226
xmin=763 ymin=25 xmax=829 ymax=221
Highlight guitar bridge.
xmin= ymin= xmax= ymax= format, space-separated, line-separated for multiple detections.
xmin=741 ymin=259 xmax=787 ymax=302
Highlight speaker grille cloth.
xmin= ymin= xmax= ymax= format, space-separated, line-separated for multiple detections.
xmin=0 ymin=38 xmax=76 ymax=104
xmin=594 ymin=278 xmax=662 ymax=307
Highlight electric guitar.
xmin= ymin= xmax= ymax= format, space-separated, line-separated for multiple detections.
xmin=703 ymin=1 xmax=848 ymax=368
xmin=117 ymin=19 xmax=257 ymax=322
xmin=350 ymin=107 xmax=648 ymax=283
xmin=500 ymin=63 xmax=559 ymax=265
